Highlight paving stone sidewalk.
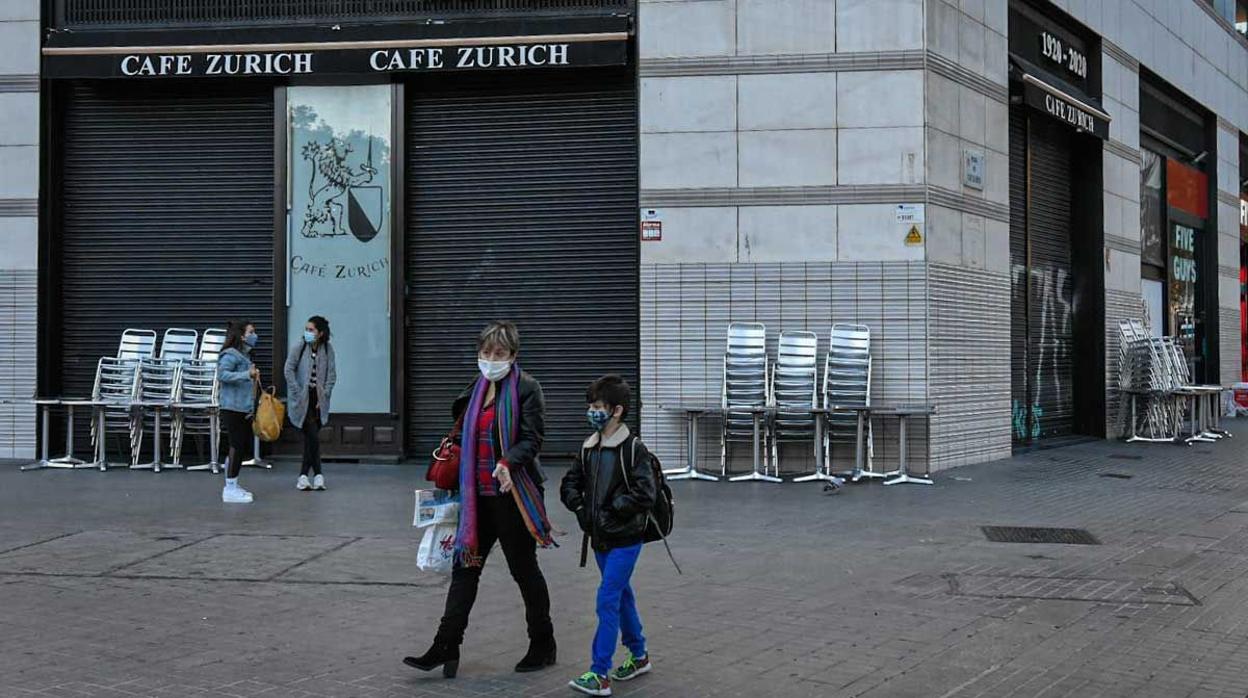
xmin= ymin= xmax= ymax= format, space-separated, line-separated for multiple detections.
xmin=4 ymin=425 xmax=1248 ymax=697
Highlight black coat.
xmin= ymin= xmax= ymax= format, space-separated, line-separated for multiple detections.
xmin=452 ymin=369 xmax=547 ymax=487
xmin=560 ymin=426 xmax=658 ymax=552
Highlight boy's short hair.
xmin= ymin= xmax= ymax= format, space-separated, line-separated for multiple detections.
xmin=586 ymin=374 xmax=631 ymax=421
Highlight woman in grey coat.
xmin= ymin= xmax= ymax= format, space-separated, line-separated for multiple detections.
xmin=285 ymin=315 xmax=336 ymax=491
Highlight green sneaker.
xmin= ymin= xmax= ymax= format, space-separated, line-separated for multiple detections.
xmin=569 ymin=671 xmax=612 ymax=696
xmin=611 ymin=653 xmax=651 ymax=682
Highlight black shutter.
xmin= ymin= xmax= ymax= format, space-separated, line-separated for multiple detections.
xmin=58 ymin=83 xmax=275 ymax=444
xmin=1027 ymin=116 xmax=1074 ymax=441
xmin=405 ymin=68 xmax=639 ymax=460
xmin=1008 ymin=103 xmax=1074 ymax=446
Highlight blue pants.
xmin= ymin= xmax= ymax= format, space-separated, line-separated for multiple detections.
xmin=591 ymin=543 xmax=647 ymax=676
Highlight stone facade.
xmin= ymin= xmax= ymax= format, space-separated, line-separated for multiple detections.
xmin=0 ymin=0 xmax=38 ymax=459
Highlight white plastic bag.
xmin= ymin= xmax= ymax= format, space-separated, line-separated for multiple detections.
xmin=417 ymin=524 xmax=456 ymax=574
xmin=413 ymin=489 xmax=460 ymax=528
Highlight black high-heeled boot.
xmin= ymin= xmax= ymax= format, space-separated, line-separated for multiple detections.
xmin=514 ymin=636 xmax=557 ymax=673
xmin=403 ymin=641 xmax=460 ymax=678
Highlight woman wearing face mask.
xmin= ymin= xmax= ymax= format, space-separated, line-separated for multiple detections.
xmin=285 ymin=315 xmax=337 ymax=491
xmin=404 ymin=320 xmax=558 ymax=679
xmin=217 ymin=319 xmax=260 ymax=504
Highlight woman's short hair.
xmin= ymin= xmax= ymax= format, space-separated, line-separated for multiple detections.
xmin=478 ymin=320 xmax=520 ymax=356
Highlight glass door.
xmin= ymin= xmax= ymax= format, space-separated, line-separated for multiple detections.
xmin=286 ymin=85 xmax=393 ymax=414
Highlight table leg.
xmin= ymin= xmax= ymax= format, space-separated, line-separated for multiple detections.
xmin=885 ymin=415 xmax=933 ymax=486
xmin=96 ymin=409 xmax=108 ymax=471
xmin=21 ymin=405 xmax=53 ymax=471
xmin=795 ymin=412 xmax=841 ymax=486
xmin=51 ymin=405 xmax=88 ymax=467
xmin=152 ymin=410 xmax=164 ymax=472
xmin=730 ymin=411 xmax=780 ymax=483
xmin=242 ymin=433 xmax=272 ymax=469
xmin=851 ymin=411 xmax=865 ymax=482
xmin=668 ymin=411 xmax=718 ymax=482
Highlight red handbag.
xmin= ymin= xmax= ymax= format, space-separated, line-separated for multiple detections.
xmin=426 ymin=419 xmax=463 ymax=490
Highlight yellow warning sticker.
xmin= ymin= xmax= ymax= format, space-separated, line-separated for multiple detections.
xmin=904 ymin=225 xmax=923 ymax=246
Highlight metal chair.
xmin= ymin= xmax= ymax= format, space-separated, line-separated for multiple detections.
xmin=117 ymin=329 xmax=158 ymax=361
xmin=197 ymin=328 xmax=227 ymax=364
xmin=824 ymin=324 xmax=876 ymax=481
xmin=770 ymin=331 xmax=819 ymax=474
xmin=131 ymin=358 xmax=180 ymax=471
xmin=720 ymin=322 xmax=777 ymax=481
xmin=172 ymin=360 xmax=221 ymax=473
xmin=159 ymin=328 xmax=199 ymax=363
xmin=89 ymin=357 xmax=138 ymax=470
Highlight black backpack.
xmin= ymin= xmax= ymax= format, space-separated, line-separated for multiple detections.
xmin=620 ymin=436 xmax=680 ymax=574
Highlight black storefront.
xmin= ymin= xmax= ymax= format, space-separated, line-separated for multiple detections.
xmin=1007 ymin=0 xmax=1107 ymax=448
xmin=1138 ymin=72 xmax=1218 ymax=386
xmin=39 ymin=1 xmax=640 ymax=462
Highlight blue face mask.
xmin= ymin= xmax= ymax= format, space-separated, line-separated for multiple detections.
xmin=587 ymin=408 xmax=611 ymax=430
xmin=244 ymin=333 xmax=258 ymax=348
xmin=303 ymin=330 xmax=317 ymax=344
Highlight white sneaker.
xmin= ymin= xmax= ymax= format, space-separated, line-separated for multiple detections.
xmin=297 ymin=474 xmax=311 ymax=491
xmin=222 ymin=484 xmax=254 ymax=504
xmin=313 ymin=474 xmax=326 ymax=491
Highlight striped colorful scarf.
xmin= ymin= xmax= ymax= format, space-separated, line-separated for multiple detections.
xmin=454 ymin=366 xmax=556 ymax=567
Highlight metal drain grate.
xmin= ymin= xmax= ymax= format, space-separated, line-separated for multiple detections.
xmin=981 ymin=526 xmax=1100 ymax=545
xmin=1099 ymin=472 xmax=1133 ymax=479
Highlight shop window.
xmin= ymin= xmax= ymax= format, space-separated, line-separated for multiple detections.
xmin=1237 ymin=0 xmax=1248 ymax=35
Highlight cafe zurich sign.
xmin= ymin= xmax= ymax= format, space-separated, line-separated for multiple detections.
xmin=42 ymin=34 xmax=627 ymax=79
xmin=1021 ymin=73 xmax=1110 ymax=140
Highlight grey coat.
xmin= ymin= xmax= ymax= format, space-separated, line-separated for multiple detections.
xmin=284 ymin=340 xmax=336 ymax=427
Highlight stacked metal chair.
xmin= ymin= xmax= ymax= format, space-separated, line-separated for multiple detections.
xmin=720 ymin=322 xmax=775 ymax=479
xmin=172 ymin=360 xmax=221 ymax=473
xmin=89 ymin=357 xmax=140 ymax=470
xmin=770 ymin=330 xmax=819 ymax=474
xmin=1117 ymin=320 xmax=1182 ymax=442
xmin=118 ymin=329 xmax=158 ymax=361
xmin=824 ymin=324 xmax=876 ymax=480
xmin=159 ymin=328 xmax=199 ymax=363
xmin=131 ymin=357 xmax=180 ymax=471
xmin=197 ymin=328 xmax=227 ymax=365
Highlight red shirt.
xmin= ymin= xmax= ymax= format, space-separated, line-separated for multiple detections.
xmin=476 ymin=404 xmax=499 ymax=496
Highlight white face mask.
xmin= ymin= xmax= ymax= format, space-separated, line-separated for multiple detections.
xmin=478 ymin=358 xmax=512 ymax=382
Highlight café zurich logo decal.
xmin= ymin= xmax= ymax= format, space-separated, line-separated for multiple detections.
xmin=300 ymin=136 xmax=382 ymax=244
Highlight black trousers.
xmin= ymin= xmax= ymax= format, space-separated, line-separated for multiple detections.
xmin=436 ymin=494 xmax=554 ymax=646
xmin=221 ymin=409 xmax=251 ymax=479
xmin=300 ymin=388 xmax=321 ymax=477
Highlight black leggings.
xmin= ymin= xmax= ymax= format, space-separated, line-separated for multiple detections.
xmin=221 ymin=409 xmax=251 ymax=479
xmin=300 ymin=388 xmax=322 ymax=477
xmin=436 ymin=495 xmax=554 ymax=646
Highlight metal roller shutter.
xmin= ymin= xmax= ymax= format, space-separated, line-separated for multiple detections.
xmin=58 ymin=83 xmax=275 ymax=449
xmin=1008 ymin=103 xmax=1074 ymax=446
xmin=1026 ymin=116 xmax=1074 ymax=441
xmin=405 ymin=68 xmax=639 ymax=460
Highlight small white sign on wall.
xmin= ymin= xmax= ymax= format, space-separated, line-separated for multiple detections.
xmin=895 ymin=204 xmax=925 ymax=225
xmin=963 ymin=149 xmax=985 ymax=190
xmin=641 ymin=208 xmax=662 ymax=241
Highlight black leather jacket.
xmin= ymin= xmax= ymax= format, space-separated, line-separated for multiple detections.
xmin=452 ymin=369 xmax=547 ymax=486
xmin=560 ymin=426 xmax=657 ymax=552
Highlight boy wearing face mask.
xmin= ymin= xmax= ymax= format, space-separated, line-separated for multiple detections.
xmin=560 ymin=375 xmax=657 ymax=696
